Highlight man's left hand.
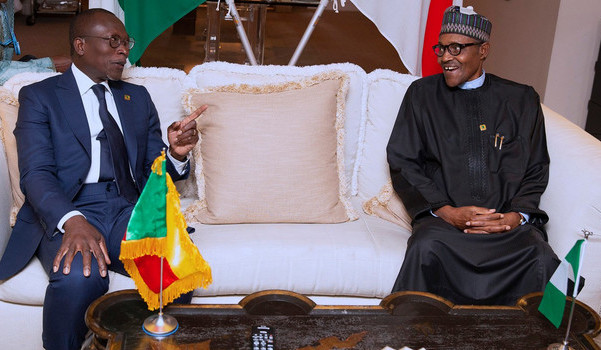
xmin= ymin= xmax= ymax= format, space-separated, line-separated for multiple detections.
xmin=464 ymin=211 xmax=523 ymax=234
xmin=167 ymin=105 xmax=207 ymax=161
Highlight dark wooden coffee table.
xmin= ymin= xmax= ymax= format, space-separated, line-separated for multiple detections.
xmin=84 ymin=289 xmax=601 ymax=350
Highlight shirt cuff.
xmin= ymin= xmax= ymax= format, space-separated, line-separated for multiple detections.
xmin=57 ymin=211 xmax=85 ymax=233
xmin=166 ymin=148 xmax=189 ymax=175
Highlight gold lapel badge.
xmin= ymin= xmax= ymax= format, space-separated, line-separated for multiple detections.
xmin=479 ymin=124 xmax=486 ymax=131
xmin=124 ymin=94 xmax=131 ymax=101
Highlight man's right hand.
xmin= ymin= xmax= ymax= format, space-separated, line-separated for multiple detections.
xmin=433 ymin=205 xmax=497 ymax=231
xmin=52 ymin=216 xmax=111 ymax=277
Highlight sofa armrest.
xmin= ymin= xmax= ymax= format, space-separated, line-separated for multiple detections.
xmin=541 ymin=105 xmax=601 ymax=248
xmin=540 ymin=104 xmax=601 ymax=313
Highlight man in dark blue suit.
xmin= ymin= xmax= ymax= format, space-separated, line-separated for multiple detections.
xmin=0 ymin=8 xmax=205 ymax=350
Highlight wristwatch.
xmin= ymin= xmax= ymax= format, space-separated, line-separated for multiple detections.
xmin=518 ymin=213 xmax=526 ymax=225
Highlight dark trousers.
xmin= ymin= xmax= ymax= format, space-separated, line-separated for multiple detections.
xmin=391 ymin=215 xmax=559 ymax=306
xmin=35 ymin=182 xmax=192 ymax=350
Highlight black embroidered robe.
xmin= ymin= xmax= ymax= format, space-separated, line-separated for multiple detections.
xmin=387 ymin=73 xmax=559 ymax=305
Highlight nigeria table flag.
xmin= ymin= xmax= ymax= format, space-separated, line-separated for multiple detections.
xmin=538 ymin=239 xmax=586 ymax=328
xmin=120 ymin=151 xmax=211 ymax=310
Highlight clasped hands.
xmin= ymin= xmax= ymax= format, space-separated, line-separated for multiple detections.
xmin=53 ymin=105 xmax=207 ymax=277
xmin=434 ymin=205 xmax=523 ymax=234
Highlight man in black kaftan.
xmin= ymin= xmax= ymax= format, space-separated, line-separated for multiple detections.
xmin=387 ymin=5 xmax=559 ymax=305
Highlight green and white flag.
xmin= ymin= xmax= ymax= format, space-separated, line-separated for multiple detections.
xmin=538 ymin=239 xmax=586 ymax=328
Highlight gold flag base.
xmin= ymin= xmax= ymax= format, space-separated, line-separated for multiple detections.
xmin=143 ymin=313 xmax=178 ymax=337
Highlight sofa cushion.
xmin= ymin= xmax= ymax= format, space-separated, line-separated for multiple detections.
xmin=2 ymin=71 xmax=60 ymax=97
xmin=187 ymin=61 xmax=367 ymax=196
xmin=188 ymin=197 xmax=408 ymax=298
xmin=0 ymin=198 xmax=409 ymax=304
xmin=182 ymin=72 xmax=358 ymax=224
xmin=0 ymin=256 xmax=135 ymax=305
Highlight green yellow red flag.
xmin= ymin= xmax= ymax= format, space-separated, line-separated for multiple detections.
xmin=120 ymin=151 xmax=211 ymax=310
xmin=117 ymin=0 xmax=207 ymax=64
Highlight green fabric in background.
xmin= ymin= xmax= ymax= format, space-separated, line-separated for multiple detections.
xmin=118 ymin=0 xmax=206 ymax=64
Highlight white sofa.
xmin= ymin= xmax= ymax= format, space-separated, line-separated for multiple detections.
xmin=0 ymin=62 xmax=600 ymax=350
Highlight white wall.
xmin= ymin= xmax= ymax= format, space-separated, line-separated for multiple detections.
xmin=450 ymin=0 xmax=601 ymax=129
xmin=544 ymin=0 xmax=601 ymax=128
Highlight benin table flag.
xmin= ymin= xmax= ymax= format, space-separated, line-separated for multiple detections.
xmin=120 ymin=152 xmax=211 ymax=310
xmin=538 ymin=239 xmax=586 ymax=328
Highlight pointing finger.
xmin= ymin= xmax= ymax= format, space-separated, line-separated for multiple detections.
xmin=181 ymin=105 xmax=207 ymax=127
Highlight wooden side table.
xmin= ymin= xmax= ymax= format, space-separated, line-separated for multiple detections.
xmin=85 ymin=289 xmax=601 ymax=350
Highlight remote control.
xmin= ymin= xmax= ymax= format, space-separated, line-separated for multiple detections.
xmin=250 ymin=325 xmax=275 ymax=350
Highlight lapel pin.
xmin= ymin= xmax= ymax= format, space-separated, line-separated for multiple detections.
xmin=479 ymin=124 xmax=486 ymax=131
xmin=124 ymin=94 xmax=131 ymax=101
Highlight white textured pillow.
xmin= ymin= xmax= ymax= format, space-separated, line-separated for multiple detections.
xmin=357 ymin=70 xmax=418 ymax=226
xmin=188 ymin=61 xmax=367 ymax=195
xmin=182 ymin=71 xmax=358 ymax=224
xmin=121 ymin=66 xmax=197 ymax=197
xmin=122 ymin=66 xmax=193 ymax=144
xmin=356 ymin=69 xmax=418 ymax=201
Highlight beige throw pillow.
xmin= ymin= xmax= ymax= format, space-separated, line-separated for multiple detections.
xmin=0 ymin=89 xmax=22 ymax=226
xmin=183 ymin=71 xmax=358 ymax=224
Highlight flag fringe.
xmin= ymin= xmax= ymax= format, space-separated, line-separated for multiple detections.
xmin=123 ymin=258 xmax=212 ymax=310
xmin=167 ymin=168 xmax=213 ymax=280
xmin=151 ymin=151 xmax=166 ymax=175
xmin=120 ymin=236 xmax=167 ymax=259
xmin=120 ymin=152 xmax=212 ymax=311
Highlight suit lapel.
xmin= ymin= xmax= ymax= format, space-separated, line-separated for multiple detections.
xmin=109 ymin=81 xmax=139 ymax=178
xmin=56 ymin=68 xmax=91 ymax=158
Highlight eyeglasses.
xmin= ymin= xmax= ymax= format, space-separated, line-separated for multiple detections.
xmin=432 ymin=42 xmax=481 ymax=57
xmin=81 ymin=35 xmax=135 ymax=50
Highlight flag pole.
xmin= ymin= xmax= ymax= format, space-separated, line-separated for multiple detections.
xmin=546 ymin=296 xmax=577 ymax=350
xmin=546 ymin=230 xmax=592 ymax=350
xmin=142 ymin=256 xmax=179 ymax=336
